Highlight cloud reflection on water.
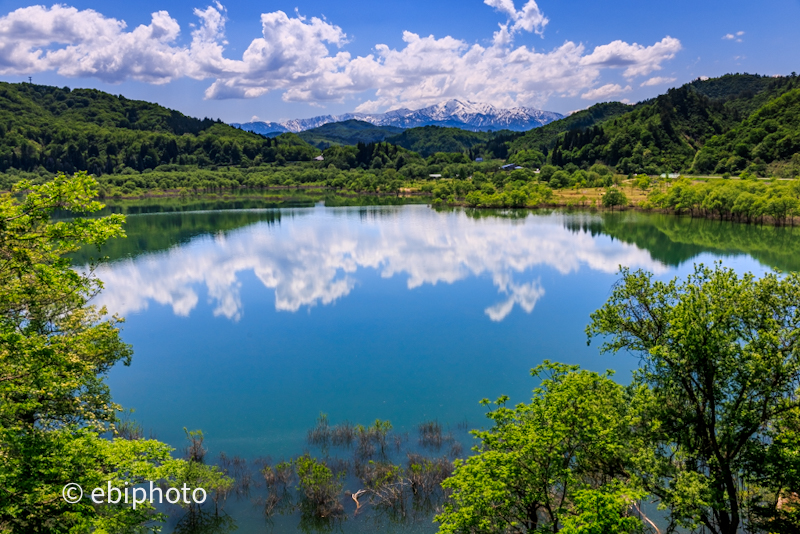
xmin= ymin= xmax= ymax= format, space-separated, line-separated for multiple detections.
xmin=91 ymin=207 xmax=667 ymax=322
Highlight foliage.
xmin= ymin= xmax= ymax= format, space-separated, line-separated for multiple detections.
xmin=436 ymin=362 xmax=640 ymax=533
xmin=688 ymin=73 xmax=777 ymax=103
xmin=694 ymin=87 xmax=800 ymax=175
xmin=546 ymin=74 xmax=800 ymax=176
xmin=321 ymin=141 xmax=423 ymax=171
xmin=298 ymin=119 xmax=404 ymax=149
xmin=602 ymin=187 xmax=628 ymax=209
xmin=0 ymin=82 xmax=319 ymax=175
xmin=0 ymin=171 xmax=127 ymax=433
xmin=588 ymin=263 xmax=800 ymax=534
xmin=559 ymin=481 xmax=646 ymax=534
xmin=464 ymin=182 xmax=553 ymax=208
xmin=385 ymin=126 xmax=497 ymax=158
xmin=288 ymin=413 xmax=458 ymax=525
xmin=506 ymin=148 xmax=546 ymax=168
xmin=647 ymin=177 xmax=800 ymax=224
xmin=293 ymin=454 xmax=344 ymax=518
xmin=633 ymin=174 xmax=651 ymax=191
xmin=0 ymin=172 xmax=227 ymax=532
xmin=506 ymin=102 xmax=633 ymax=157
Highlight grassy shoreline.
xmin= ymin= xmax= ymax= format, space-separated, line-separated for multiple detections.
xmin=75 ymin=174 xmax=800 ymax=228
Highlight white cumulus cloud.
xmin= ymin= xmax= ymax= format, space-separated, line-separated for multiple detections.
xmin=640 ymin=76 xmax=676 ymax=87
xmin=0 ymin=2 xmax=682 ymax=110
xmin=0 ymin=5 xmax=188 ymax=83
xmin=484 ymin=0 xmax=548 ymax=35
xmin=723 ymin=31 xmax=745 ymax=42
xmin=580 ymin=37 xmax=681 ymax=78
xmin=580 ymin=83 xmax=631 ymax=100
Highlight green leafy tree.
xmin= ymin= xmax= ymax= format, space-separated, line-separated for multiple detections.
xmin=294 ymin=454 xmax=343 ymax=518
xmin=633 ymin=174 xmax=651 ymax=191
xmin=602 ymin=187 xmax=628 ymax=209
xmin=560 ymin=481 xmax=646 ymax=534
xmin=0 ymin=172 xmax=228 ymax=532
xmin=588 ymin=263 xmax=800 ymax=534
xmin=435 ymin=362 xmax=641 ymax=533
xmin=549 ymin=170 xmax=569 ymax=189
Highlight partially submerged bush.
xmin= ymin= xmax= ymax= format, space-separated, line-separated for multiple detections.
xmin=294 ymin=454 xmax=344 ymax=518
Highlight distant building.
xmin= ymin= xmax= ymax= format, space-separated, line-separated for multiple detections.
xmin=429 ymin=174 xmax=442 ymax=178
xmin=314 ymin=155 xmax=324 ymax=161
xmin=475 ymin=157 xmax=483 ymax=162
xmin=501 ymin=164 xmax=524 ymax=171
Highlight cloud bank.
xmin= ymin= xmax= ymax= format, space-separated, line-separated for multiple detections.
xmin=0 ymin=1 xmax=681 ymax=110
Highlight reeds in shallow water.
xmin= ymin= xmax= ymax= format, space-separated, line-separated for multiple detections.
xmin=218 ymin=452 xmax=253 ymax=497
xmin=418 ymin=420 xmax=443 ymax=449
xmin=331 ymin=422 xmax=356 ymax=447
xmin=307 ymin=413 xmax=331 ymax=447
xmin=204 ymin=413 xmax=471 ymax=526
xmin=406 ymin=454 xmax=453 ymax=497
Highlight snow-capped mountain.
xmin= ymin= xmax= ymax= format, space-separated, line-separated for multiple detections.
xmin=231 ymin=100 xmax=563 ymax=135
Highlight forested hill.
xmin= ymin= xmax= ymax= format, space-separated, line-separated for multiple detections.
xmin=506 ymin=102 xmax=633 ymax=156
xmin=549 ymin=73 xmax=800 ymax=176
xmin=384 ymin=126 xmax=502 ymax=158
xmin=688 ymin=73 xmax=778 ymax=109
xmin=693 ymin=86 xmax=800 ymax=174
xmin=298 ymin=120 xmax=404 ymax=149
xmin=0 ymin=82 xmax=318 ymax=175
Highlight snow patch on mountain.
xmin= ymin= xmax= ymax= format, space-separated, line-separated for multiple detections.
xmin=232 ymin=100 xmax=563 ymax=135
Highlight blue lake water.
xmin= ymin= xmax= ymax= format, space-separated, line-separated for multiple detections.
xmin=87 ymin=203 xmax=791 ymax=532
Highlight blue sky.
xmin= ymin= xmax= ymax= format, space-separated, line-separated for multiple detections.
xmin=0 ymin=0 xmax=797 ymax=123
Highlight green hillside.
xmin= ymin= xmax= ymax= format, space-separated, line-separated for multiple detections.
xmin=0 ymin=82 xmax=318 ymax=175
xmin=298 ymin=120 xmax=404 ymax=149
xmin=321 ymin=141 xmax=425 ymax=171
xmin=688 ymin=73 xmax=775 ymax=101
xmin=506 ymin=102 xmax=632 ymax=155
xmin=550 ymin=74 xmax=800 ymax=175
xmin=385 ymin=126 xmax=497 ymax=158
xmin=693 ymin=87 xmax=800 ymax=175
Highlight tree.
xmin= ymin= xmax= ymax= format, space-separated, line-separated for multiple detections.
xmin=588 ymin=263 xmax=800 ymax=534
xmin=633 ymin=174 xmax=651 ymax=192
xmin=0 ymin=172 xmax=228 ymax=532
xmin=549 ymin=170 xmax=569 ymax=189
xmin=294 ymin=454 xmax=344 ymax=519
xmin=602 ymin=187 xmax=628 ymax=210
xmin=560 ymin=481 xmax=646 ymax=534
xmin=435 ymin=362 xmax=643 ymax=534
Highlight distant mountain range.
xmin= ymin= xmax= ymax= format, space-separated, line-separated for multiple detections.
xmin=231 ymin=100 xmax=564 ymax=135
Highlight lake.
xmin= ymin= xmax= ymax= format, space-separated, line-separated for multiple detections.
xmin=83 ymin=202 xmax=798 ymax=533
